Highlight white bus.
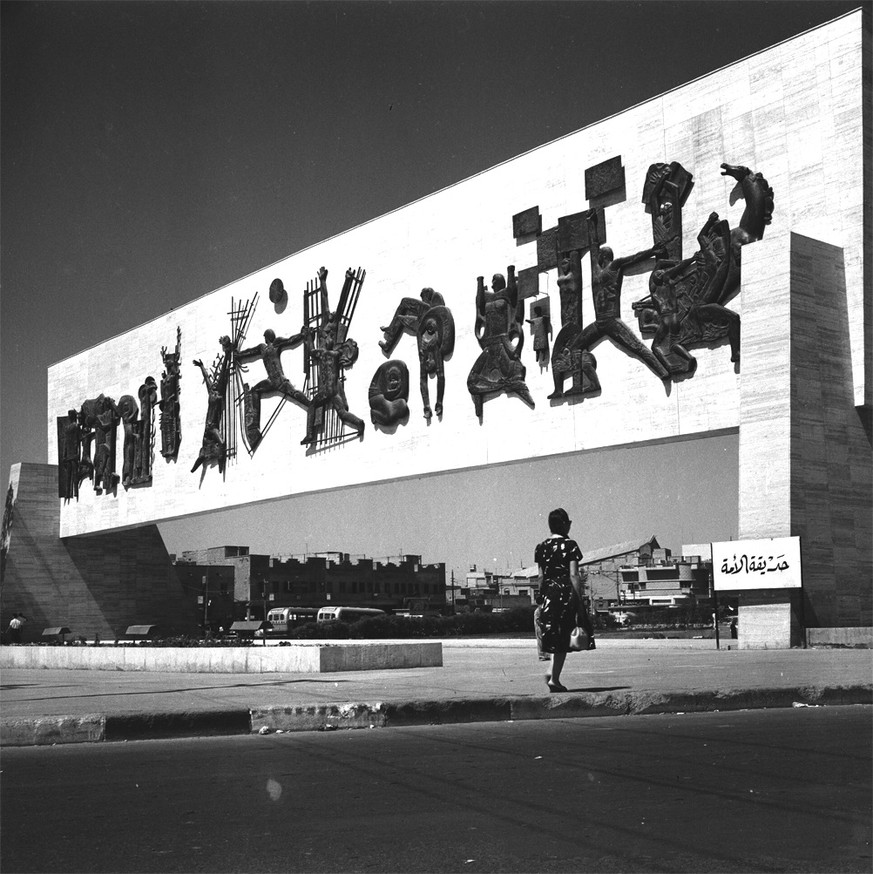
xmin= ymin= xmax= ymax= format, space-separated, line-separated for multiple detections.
xmin=264 ymin=607 xmax=319 ymax=636
xmin=316 ymin=606 xmax=386 ymax=624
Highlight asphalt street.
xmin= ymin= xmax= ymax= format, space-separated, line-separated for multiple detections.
xmin=2 ymin=706 xmax=870 ymax=873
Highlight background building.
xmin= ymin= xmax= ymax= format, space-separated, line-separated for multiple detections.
xmin=618 ymin=549 xmax=712 ymax=609
xmin=173 ymin=548 xmax=446 ymax=626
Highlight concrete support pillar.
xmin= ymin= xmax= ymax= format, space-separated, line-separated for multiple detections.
xmin=1 ymin=463 xmax=199 ymax=640
xmin=738 ymin=231 xmax=872 ymax=648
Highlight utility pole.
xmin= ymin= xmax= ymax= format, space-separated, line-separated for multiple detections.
xmin=710 ymin=566 xmax=720 ymax=650
xmin=202 ymin=573 xmax=209 ymax=637
xmin=450 ymin=570 xmax=456 ymax=613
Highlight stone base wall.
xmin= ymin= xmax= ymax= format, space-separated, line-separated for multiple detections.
xmin=737 ymin=592 xmax=802 ymax=650
xmin=0 ymin=640 xmax=443 ymax=673
xmin=0 ymin=463 xmax=199 ymax=640
xmin=806 ymin=627 xmax=873 ymax=648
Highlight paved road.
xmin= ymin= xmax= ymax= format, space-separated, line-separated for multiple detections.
xmin=2 ymin=707 xmax=870 ymax=873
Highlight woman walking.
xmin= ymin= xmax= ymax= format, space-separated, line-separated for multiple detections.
xmin=534 ymin=508 xmax=591 ymax=692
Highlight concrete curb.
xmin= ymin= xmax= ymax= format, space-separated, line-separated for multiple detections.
xmin=3 ymin=684 xmax=870 ymax=746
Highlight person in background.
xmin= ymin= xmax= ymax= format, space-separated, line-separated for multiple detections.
xmin=7 ymin=613 xmax=25 ymax=644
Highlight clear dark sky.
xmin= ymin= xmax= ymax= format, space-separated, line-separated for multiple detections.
xmin=1 ymin=1 xmax=862 ymax=578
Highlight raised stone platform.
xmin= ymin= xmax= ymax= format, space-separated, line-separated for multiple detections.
xmin=0 ymin=641 xmax=443 ymax=673
xmin=806 ymin=628 xmax=873 ymax=649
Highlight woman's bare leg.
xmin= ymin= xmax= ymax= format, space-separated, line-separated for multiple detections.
xmin=549 ymin=651 xmax=567 ymax=688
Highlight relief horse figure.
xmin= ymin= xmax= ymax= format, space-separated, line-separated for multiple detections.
xmin=716 ymin=162 xmax=775 ymax=303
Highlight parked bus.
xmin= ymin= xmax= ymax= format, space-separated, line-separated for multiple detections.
xmin=264 ymin=607 xmax=319 ymax=636
xmin=316 ymin=606 xmax=386 ymax=624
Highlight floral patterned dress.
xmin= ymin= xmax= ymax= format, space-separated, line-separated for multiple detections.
xmin=535 ymin=535 xmax=583 ymax=654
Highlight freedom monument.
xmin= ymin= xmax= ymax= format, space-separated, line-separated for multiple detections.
xmin=2 ymin=9 xmax=870 ymax=648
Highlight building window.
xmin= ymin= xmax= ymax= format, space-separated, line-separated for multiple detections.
xmin=647 ymin=568 xmax=679 ymax=581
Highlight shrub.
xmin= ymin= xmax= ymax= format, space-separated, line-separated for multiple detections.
xmin=287 ymin=621 xmax=350 ymax=639
xmin=289 ymin=607 xmax=538 ymax=640
xmin=99 ymin=607 xmax=540 ymax=645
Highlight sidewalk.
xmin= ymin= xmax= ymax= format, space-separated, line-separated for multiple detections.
xmin=1 ymin=640 xmax=870 ymax=746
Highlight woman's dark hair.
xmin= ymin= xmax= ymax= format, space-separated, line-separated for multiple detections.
xmin=548 ymin=508 xmax=571 ymax=536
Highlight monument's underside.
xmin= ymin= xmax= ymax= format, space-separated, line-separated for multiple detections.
xmin=4 ymin=10 xmax=869 ymax=643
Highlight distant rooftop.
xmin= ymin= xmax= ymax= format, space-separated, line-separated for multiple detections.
xmin=581 ymin=536 xmax=660 ymax=564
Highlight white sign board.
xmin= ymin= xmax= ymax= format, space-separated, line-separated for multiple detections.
xmin=711 ymin=536 xmax=802 ymax=591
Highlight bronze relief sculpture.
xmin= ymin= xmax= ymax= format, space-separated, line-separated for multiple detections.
xmin=57 ymin=410 xmax=81 ymax=500
xmin=117 ymin=394 xmax=140 ymax=488
xmin=526 ymin=301 xmax=552 ymax=368
xmin=236 ymin=328 xmax=309 ymax=451
xmin=77 ymin=395 xmax=120 ymax=494
xmin=136 ymin=376 xmax=157 ymax=484
xmin=642 ymin=162 xmax=695 ymax=264
xmin=549 ymin=249 xmax=599 ymax=398
xmin=380 ymin=288 xmax=455 ymax=420
xmin=301 ymin=266 xmax=366 ymax=447
xmin=467 ymin=267 xmax=534 ymax=418
xmin=633 ymin=163 xmax=773 ymax=374
xmin=159 ymin=329 xmax=182 ymax=461
xmin=191 ymin=336 xmax=234 ymax=475
xmin=557 ymin=210 xmax=669 ymax=396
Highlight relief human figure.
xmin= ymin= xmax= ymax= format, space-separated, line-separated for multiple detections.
xmin=634 ymin=210 xmax=740 ymax=372
xmin=688 ymin=212 xmax=740 ymax=362
xmin=235 ymin=328 xmax=309 ymax=450
xmin=417 ymin=307 xmax=453 ymax=420
xmin=136 ymin=376 xmax=157 ymax=483
xmin=642 ymin=161 xmax=694 ymax=263
xmin=467 ymin=267 xmax=534 ymax=417
xmin=302 ymin=268 xmax=365 ymax=445
xmin=576 ymin=211 xmax=669 ymax=381
xmin=556 ymin=250 xmax=583 ymax=330
xmin=549 ymin=251 xmax=598 ymax=398
xmin=94 ymin=401 xmax=120 ymax=493
xmin=159 ymin=333 xmax=182 ymax=460
xmin=644 ymin=254 xmax=702 ymax=375
xmin=527 ymin=303 xmax=552 ymax=368
xmin=369 ymin=360 xmax=409 ymax=427
xmin=191 ymin=336 xmax=234 ymax=474
xmin=78 ymin=395 xmax=120 ymax=493
xmin=117 ymin=395 xmax=140 ymax=488
xmin=76 ymin=413 xmax=95 ymax=489
xmin=59 ymin=409 xmax=81 ymax=500
xmin=379 ymin=288 xmax=444 ymax=355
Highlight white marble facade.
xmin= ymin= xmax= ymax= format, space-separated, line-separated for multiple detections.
xmin=48 ymin=11 xmax=867 ymax=539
